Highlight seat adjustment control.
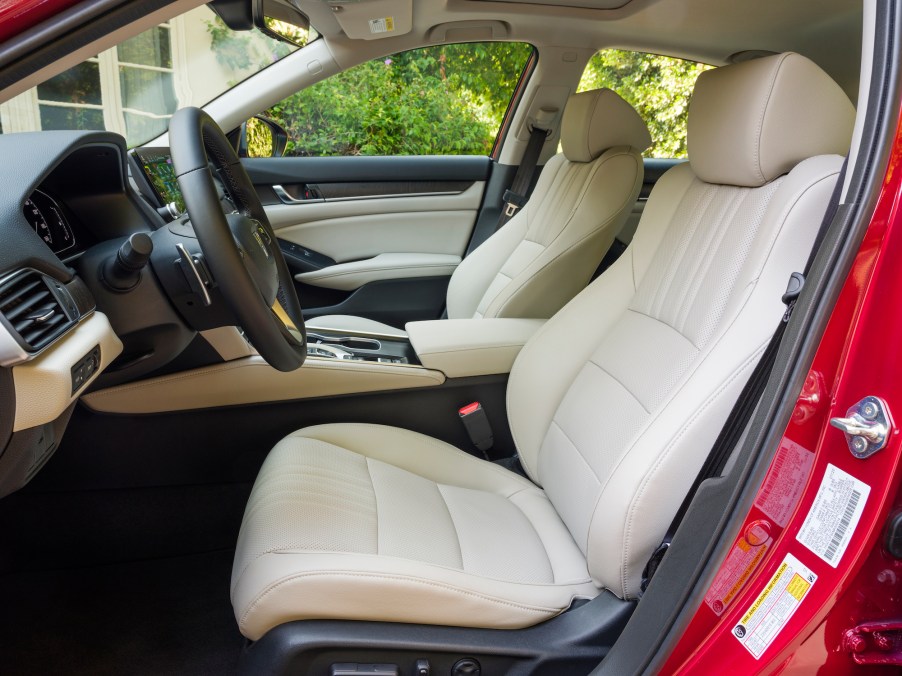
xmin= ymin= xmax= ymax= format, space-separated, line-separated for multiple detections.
xmin=451 ymin=658 xmax=481 ymax=676
xmin=330 ymin=664 xmax=399 ymax=676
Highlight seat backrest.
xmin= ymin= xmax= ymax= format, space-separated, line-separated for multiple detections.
xmin=446 ymin=89 xmax=651 ymax=320
xmin=507 ymin=53 xmax=855 ymax=599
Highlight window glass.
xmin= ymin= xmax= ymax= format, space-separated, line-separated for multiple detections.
xmin=263 ymin=42 xmax=533 ymax=157
xmin=0 ymin=6 xmax=314 ymax=147
xmin=578 ymin=50 xmax=713 ymax=158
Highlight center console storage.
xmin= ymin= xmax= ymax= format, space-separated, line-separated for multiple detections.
xmin=306 ymin=330 xmax=418 ymax=365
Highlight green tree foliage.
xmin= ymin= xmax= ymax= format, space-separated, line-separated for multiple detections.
xmin=579 ymin=50 xmax=712 ymax=158
xmin=266 ymin=42 xmax=532 ymax=156
xmin=207 ymin=24 xmax=709 ymax=159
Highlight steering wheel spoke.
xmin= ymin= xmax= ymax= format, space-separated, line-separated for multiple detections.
xmin=170 ymin=107 xmax=307 ymax=372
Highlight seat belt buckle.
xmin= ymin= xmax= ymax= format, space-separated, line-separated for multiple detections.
xmin=502 ymin=189 xmax=526 ymax=217
xmin=459 ymin=402 xmax=494 ymax=454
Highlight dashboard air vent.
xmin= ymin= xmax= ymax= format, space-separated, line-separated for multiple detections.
xmin=0 ymin=271 xmax=76 ymax=353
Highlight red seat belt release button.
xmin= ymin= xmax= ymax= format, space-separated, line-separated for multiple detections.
xmin=458 ymin=402 xmax=493 ymax=452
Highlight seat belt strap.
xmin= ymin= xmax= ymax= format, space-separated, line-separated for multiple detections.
xmin=640 ymin=156 xmax=849 ymax=594
xmin=496 ymin=125 xmax=547 ymax=229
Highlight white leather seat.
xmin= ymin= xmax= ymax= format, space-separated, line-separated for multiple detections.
xmin=233 ymin=53 xmax=855 ymax=641
xmin=307 ymin=88 xmax=651 ymax=338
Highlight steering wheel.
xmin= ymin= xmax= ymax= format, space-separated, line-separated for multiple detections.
xmin=169 ymin=107 xmax=306 ymax=372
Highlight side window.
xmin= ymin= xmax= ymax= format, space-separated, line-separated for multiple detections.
xmin=264 ymin=42 xmax=534 ymax=157
xmin=578 ymin=50 xmax=713 ymax=158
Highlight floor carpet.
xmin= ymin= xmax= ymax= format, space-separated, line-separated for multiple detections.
xmin=0 ymin=549 xmax=242 ymax=675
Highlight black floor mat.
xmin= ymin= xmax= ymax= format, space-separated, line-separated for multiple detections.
xmin=0 ymin=550 xmax=242 ymax=675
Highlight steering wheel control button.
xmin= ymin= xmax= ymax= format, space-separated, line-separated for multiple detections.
xmin=830 ymin=396 xmax=891 ymax=459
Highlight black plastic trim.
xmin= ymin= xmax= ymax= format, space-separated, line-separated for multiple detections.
xmin=238 ymin=592 xmax=633 ymax=676
xmin=302 ymin=277 xmax=451 ymax=329
xmin=243 ymin=155 xmax=491 ymax=185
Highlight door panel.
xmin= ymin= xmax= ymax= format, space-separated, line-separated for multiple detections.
xmin=264 ymin=185 xmax=484 ymax=262
xmin=243 ymin=155 xmax=492 ymax=325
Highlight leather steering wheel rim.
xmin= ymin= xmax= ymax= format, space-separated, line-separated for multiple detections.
xmin=169 ymin=107 xmax=307 ymax=372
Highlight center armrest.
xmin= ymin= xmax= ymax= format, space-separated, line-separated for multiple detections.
xmin=406 ymin=318 xmax=545 ymax=378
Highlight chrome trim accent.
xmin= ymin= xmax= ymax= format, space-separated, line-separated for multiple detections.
xmin=272 ymin=184 xmax=462 ymax=205
xmin=175 ymin=243 xmax=212 ymax=307
xmin=303 ymin=324 xmax=407 ymax=341
xmin=307 ymin=332 xmax=382 ymax=352
xmin=272 ymin=185 xmax=322 ymax=205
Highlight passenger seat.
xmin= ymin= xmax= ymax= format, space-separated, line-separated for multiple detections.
xmin=307 ymin=88 xmax=651 ymax=337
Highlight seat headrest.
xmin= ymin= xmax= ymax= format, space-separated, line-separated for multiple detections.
xmin=688 ymin=52 xmax=855 ymax=187
xmin=561 ymin=88 xmax=652 ymax=163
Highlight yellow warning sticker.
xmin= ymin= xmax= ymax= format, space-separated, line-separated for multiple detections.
xmin=732 ymin=553 xmax=816 ymax=659
xmin=369 ymin=16 xmax=395 ymax=34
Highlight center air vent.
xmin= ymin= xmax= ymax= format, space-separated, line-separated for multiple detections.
xmin=0 ymin=270 xmax=77 ymax=354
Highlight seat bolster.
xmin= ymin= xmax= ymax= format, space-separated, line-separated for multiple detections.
xmin=233 ymin=551 xmax=598 ymax=640
xmin=305 ymin=315 xmax=408 ymax=338
xmin=294 ymin=423 xmax=536 ymax=497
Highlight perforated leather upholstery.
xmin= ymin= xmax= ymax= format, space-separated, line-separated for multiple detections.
xmin=308 ymin=89 xmax=649 ymax=336
xmin=233 ymin=53 xmax=855 ymax=639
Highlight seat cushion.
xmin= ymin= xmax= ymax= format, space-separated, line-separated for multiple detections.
xmin=231 ymin=423 xmax=597 ymax=640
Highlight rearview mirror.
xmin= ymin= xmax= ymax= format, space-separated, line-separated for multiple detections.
xmin=207 ymin=0 xmax=310 ymax=47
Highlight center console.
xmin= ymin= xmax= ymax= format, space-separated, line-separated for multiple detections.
xmin=305 ymin=330 xmax=417 ymax=365
xmin=305 ymin=317 xmax=545 ymax=378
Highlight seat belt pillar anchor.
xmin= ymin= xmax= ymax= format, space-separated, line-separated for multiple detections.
xmin=782 ymin=271 xmax=806 ymax=321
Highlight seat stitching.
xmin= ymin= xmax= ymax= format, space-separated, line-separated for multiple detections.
xmin=365 ymin=457 xmax=378 ymax=556
xmin=645 ymin=183 xmax=716 ymax=318
xmin=435 ymin=483 xmax=465 ymax=569
xmin=585 ymin=359 xmax=652 ymax=414
xmin=620 ymin=308 xmax=701 ymax=351
xmin=504 ymin=493 xmax=558 ymax=584
xmin=549 ymin=420 xmax=602 ymax=484
xmin=670 ymin=188 xmax=745 ymax=332
xmin=619 ymin=347 xmax=763 ymax=597
xmin=240 ymin=570 xmax=568 ymax=626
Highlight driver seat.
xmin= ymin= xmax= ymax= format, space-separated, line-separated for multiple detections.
xmin=231 ymin=53 xmax=854 ymax=641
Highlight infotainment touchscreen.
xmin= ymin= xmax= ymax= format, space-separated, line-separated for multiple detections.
xmin=133 ymin=147 xmax=185 ymax=213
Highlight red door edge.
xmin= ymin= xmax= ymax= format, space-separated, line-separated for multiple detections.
xmin=0 ymin=0 xmax=83 ymax=44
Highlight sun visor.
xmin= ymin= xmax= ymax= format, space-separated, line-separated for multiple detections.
xmin=323 ymin=0 xmax=412 ymax=40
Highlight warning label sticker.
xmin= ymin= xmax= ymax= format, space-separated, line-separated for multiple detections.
xmin=754 ymin=438 xmax=815 ymax=527
xmin=733 ymin=553 xmax=816 ymax=659
xmin=796 ymin=464 xmax=870 ymax=567
xmin=705 ymin=530 xmax=771 ymax=616
xmin=368 ymin=16 xmax=395 ymax=34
